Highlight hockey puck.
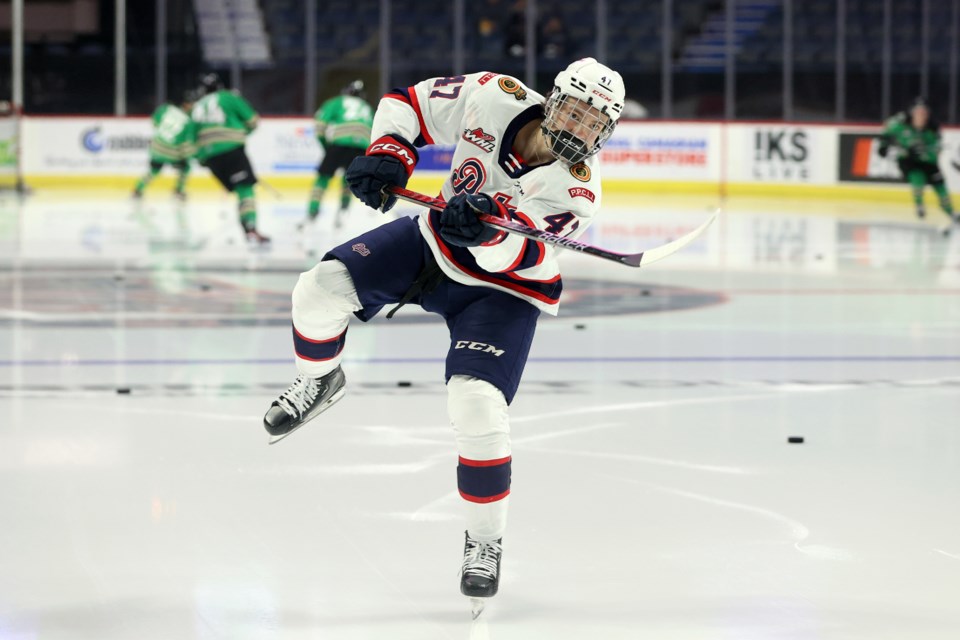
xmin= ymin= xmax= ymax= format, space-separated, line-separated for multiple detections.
xmin=116 ymin=387 xmax=131 ymax=395
xmin=574 ymin=323 xmax=586 ymax=330
xmin=787 ymin=436 xmax=804 ymax=444
xmin=641 ymin=289 xmax=651 ymax=296
xmin=113 ymin=274 xmax=125 ymax=282
xmin=200 ymin=284 xmax=212 ymax=292
xmin=397 ymin=381 xmax=412 ymax=387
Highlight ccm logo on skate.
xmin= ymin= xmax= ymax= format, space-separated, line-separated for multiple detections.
xmin=455 ymin=341 xmax=505 ymax=356
xmin=369 ymin=142 xmax=416 ymax=167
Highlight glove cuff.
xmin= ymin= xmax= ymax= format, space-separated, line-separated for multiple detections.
xmin=367 ymin=135 xmax=419 ymax=177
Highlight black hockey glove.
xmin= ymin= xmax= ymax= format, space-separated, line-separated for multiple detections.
xmin=439 ymin=193 xmax=508 ymax=248
xmin=877 ymin=134 xmax=893 ymax=158
xmin=344 ymin=135 xmax=418 ymax=212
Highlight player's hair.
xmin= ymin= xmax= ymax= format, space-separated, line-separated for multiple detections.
xmin=541 ymin=58 xmax=625 ymax=165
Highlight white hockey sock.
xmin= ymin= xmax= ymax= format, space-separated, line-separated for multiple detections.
xmin=291 ymin=260 xmax=361 ymax=378
xmin=448 ymin=375 xmax=512 ymax=540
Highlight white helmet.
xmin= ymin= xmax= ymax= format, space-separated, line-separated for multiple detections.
xmin=542 ymin=57 xmax=625 ymax=164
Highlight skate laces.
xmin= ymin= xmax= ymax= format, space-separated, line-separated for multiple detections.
xmin=276 ymin=374 xmax=320 ymax=418
xmin=462 ymin=537 xmax=502 ymax=579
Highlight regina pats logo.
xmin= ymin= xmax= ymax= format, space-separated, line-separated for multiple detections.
xmin=497 ymin=77 xmax=528 ymax=101
xmin=462 ymin=127 xmax=497 ymax=152
xmin=569 ymin=162 xmax=591 ymax=182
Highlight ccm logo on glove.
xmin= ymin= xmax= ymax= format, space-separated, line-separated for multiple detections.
xmin=368 ymin=137 xmax=417 ymax=174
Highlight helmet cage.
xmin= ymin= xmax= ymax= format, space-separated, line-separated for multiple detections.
xmin=541 ymin=90 xmax=617 ymax=165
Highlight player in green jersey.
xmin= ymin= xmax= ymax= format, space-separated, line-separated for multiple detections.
xmin=191 ymin=73 xmax=269 ymax=244
xmin=133 ymin=90 xmax=197 ymax=200
xmin=305 ymin=80 xmax=373 ymax=228
xmin=879 ymin=97 xmax=957 ymax=234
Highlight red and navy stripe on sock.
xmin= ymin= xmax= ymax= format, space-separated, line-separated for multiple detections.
xmin=457 ymin=455 xmax=512 ymax=503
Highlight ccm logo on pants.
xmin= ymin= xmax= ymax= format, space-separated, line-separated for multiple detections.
xmin=455 ymin=341 xmax=505 ymax=356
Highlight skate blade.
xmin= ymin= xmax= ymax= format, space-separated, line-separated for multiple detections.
xmin=470 ymin=598 xmax=486 ymax=619
xmin=267 ymin=387 xmax=346 ymax=445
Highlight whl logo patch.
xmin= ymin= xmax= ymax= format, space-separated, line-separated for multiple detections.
xmin=462 ymin=127 xmax=497 ymax=152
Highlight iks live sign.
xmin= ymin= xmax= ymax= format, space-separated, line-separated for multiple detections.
xmin=752 ymin=129 xmax=810 ymax=181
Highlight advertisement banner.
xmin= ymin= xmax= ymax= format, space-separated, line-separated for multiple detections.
xmin=746 ymin=126 xmax=814 ymax=182
xmin=0 ymin=115 xmax=16 ymax=181
xmin=937 ymin=129 xmax=960 ymax=193
xmin=244 ymin=118 xmax=319 ymax=174
xmin=837 ymin=131 xmax=902 ymax=183
xmin=22 ymin=118 xmax=153 ymax=175
xmin=597 ymin=123 xmax=718 ymax=181
xmin=22 ymin=117 xmax=325 ymax=177
xmin=417 ymin=145 xmax=456 ymax=172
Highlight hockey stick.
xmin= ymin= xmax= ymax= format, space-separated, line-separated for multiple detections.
xmin=388 ymin=186 xmax=719 ymax=268
xmin=258 ymin=178 xmax=284 ymax=200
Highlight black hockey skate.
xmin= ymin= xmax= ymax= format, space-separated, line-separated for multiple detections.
xmin=263 ymin=367 xmax=346 ymax=444
xmin=461 ymin=531 xmax=502 ymax=595
xmin=940 ymin=214 xmax=959 ymax=237
xmin=245 ymin=228 xmax=272 ymax=246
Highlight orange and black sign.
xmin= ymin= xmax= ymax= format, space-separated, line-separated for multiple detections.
xmin=837 ymin=133 xmax=902 ymax=183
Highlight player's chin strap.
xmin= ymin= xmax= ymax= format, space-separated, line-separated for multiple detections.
xmin=385 ymin=186 xmax=720 ymax=268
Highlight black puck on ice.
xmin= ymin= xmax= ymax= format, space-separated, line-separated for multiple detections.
xmin=397 ymin=381 xmax=412 ymax=387
xmin=200 ymin=284 xmax=212 ymax=292
xmin=116 ymin=387 xmax=131 ymax=395
xmin=574 ymin=323 xmax=586 ymax=330
xmin=641 ymin=289 xmax=651 ymax=296
xmin=787 ymin=436 xmax=804 ymax=444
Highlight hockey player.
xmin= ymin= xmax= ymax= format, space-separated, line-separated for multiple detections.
xmin=879 ymin=97 xmax=957 ymax=233
xmin=190 ymin=73 xmax=269 ymax=244
xmin=132 ymin=90 xmax=197 ymax=200
xmin=305 ymin=80 xmax=374 ymax=228
xmin=262 ymin=59 xmax=624 ymax=609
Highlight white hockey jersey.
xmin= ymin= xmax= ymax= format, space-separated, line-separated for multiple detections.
xmin=372 ymin=72 xmax=603 ymax=315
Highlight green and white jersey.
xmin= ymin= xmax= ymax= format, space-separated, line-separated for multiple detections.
xmin=190 ymin=90 xmax=259 ymax=163
xmin=881 ymin=112 xmax=942 ymax=164
xmin=149 ymin=104 xmax=195 ymax=162
xmin=315 ymin=95 xmax=373 ymax=149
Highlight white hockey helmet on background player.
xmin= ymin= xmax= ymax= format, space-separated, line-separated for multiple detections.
xmin=542 ymin=57 xmax=625 ymax=165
